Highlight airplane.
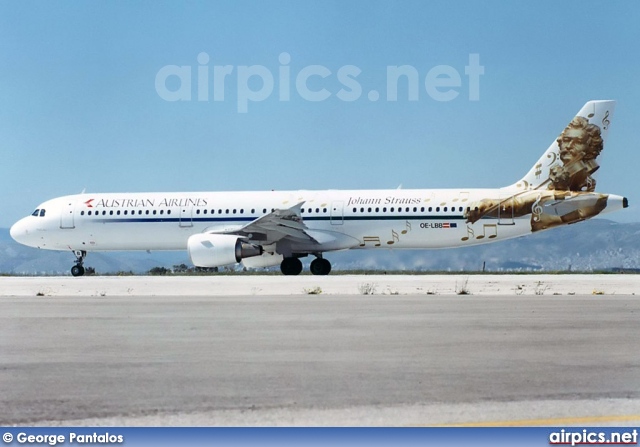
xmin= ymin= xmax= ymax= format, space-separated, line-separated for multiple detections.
xmin=10 ymin=100 xmax=628 ymax=276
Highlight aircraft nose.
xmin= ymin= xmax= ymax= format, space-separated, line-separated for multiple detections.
xmin=10 ymin=218 xmax=30 ymax=245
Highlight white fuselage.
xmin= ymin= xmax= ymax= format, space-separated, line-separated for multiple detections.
xmin=11 ymin=188 xmax=542 ymax=253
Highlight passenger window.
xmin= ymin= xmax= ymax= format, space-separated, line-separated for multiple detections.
xmin=153 ymin=210 xmax=156 ymax=215
xmin=444 ymin=207 xmax=448 ymax=212
xmin=436 ymin=207 xmax=440 ymax=212
xmin=110 ymin=210 xmax=114 ymax=216
xmin=160 ymin=210 xmax=164 ymax=215
xmin=124 ymin=210 xmax=128 ymax=215
xmin=167 ymin=210 xmax=171 ymax=215
xmin=87 ymin=211 xmax=91 ymax=216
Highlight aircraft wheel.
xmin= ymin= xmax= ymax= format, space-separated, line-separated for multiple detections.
xmin=310 ymin=258 xmax=331 ymax=276
xmin=71 ymin=265 xmax=85 ymax=277
xmin=280 ymin=257 xmax=303 ymax=276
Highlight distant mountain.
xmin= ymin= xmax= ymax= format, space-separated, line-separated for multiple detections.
xmin=1 ymin=219 xmax=639 ymax=275
xmin=0 ymin=230 xmax=190 ymax=275
xmin=329 ymin=219 xmax=640 ymax=272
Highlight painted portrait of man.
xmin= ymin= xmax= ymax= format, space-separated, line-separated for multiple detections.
xmin=464 ymin=116 xmax=608 ymax=233
xmin=549 ymin=116 xmax=603 ymax=192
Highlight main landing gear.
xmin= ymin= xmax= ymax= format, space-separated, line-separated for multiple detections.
xmin=279 ymin=256 xmax=332 ymax=276
xmin=70 ymin=250 xmax=87 ymax=277
xmin=280 ymin=257 xmax=303 ymax=276
xmin=310 ymin=257 xmax=331 ymax=276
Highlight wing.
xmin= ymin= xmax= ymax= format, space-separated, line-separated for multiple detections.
xmin=208 ymin=202 xmax=317 ymax=244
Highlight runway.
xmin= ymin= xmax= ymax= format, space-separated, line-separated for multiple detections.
xmin=1 ymin=278 xmax=640 ymax=426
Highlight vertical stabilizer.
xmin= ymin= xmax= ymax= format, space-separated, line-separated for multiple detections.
xmin=510 ymin=100 xmax=615 ymax=192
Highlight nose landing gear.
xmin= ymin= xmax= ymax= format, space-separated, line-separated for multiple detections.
xmin=70 ymin=250 xmax=87 ymax=277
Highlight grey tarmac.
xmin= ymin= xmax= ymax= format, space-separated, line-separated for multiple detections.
xmin=1 ymin=282 xmax=639 ymax=425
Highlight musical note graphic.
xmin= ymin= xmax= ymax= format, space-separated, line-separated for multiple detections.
xmin=401 ymin=221 xmax=412 ymax=235
xmin=587 ymin=102 xmax=596 ymax=118
xmin=461 ymin=225 xmax=475 ymax=241
xmin=547 ymin=152 xmax=557 ymax=165
xmin=531 ymin=193 xmax=543 ymax=222
xmin=453 ymin=192 xmax=470 ymax=203
xmin=387 ymin=230 xmax=399 ymax=245
xmin=602 ymin=110 xmax=610 ymax=130
xmin=476 ymin=223 xmax=498 ymax=240
xmin=586 ymin=177 xmax=594 ymax=191
xmin=360 ymin=236 xmax=381 ymax=247
xmin=535 ymin=163 xmax=542 ymax=179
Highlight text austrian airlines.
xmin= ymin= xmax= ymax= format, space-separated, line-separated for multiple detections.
xmin=10 ymin=101 xmax=628 ymax=276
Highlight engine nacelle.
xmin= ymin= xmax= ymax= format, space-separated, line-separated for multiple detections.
xmin=241 ymin=252 xmax=284 ymax=269
xmin=188 ymin=234 xmax=263 ymax=268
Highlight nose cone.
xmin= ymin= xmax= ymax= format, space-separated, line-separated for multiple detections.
xmin=10 ymin=218 xmax=32 ymax=246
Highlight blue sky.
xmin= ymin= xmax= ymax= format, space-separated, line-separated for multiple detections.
xmin=1 ymin=1 xmax=639 ymax=228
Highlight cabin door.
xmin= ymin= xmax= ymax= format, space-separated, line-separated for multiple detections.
xmin=330 ymin=201 xmax=344 ymax=225
xmin=179 ymin=205 xmax=193 ymax=227
xmin=60 ymin=200 xmax=75 ymax=229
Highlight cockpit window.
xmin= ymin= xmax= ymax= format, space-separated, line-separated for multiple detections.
xmin=39 ymin=209 xmax=46 ymax=217
xmin=32 ymin=209 xmax=40 ymax=216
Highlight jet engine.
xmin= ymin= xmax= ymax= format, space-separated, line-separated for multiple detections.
xmin=241 ymin=252 xmax=284 ymax=269
xmin=187 ymin=233 xmax=263 ymax=267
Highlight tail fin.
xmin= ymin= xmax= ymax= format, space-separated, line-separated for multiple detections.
xmin=511 ymin=100 xmax=615 ymax=192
